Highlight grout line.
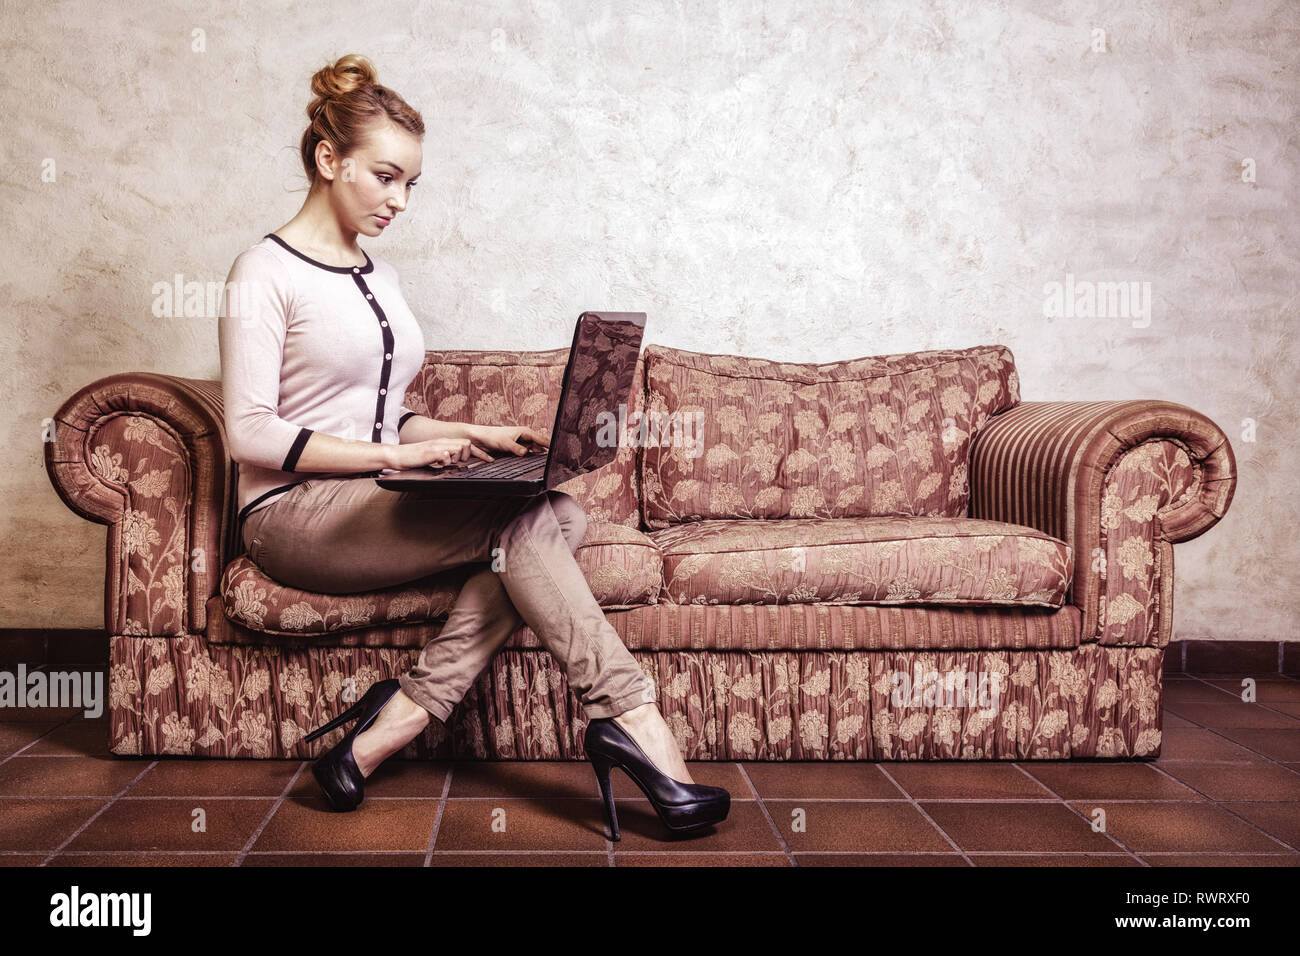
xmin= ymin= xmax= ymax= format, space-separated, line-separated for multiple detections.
xmin=234 ymin=761 xmax=309 ymax=866
xmin=422 ymin=761 xmax=454 ymax=866
xmin=874 ymin=764 xmax=973 ymax=866
xmin=734 ymin=763 xmax=795 ymax=866
xmin=1143 ymin=761 xmax=1300 ymax=853
xmin=1010 ymin=763 xmax=1145 ymax=866
xmin=38 ymin=759 xmax=158 ymax=866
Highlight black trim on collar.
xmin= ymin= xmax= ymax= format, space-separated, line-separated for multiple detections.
xmin=264 ymin=233 xmax=374 ymax=274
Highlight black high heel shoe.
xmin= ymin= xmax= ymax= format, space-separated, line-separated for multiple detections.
xmin=304 ymin=678 xmax=402 ymax=812
xmin=584 ymin=716 xmax=730 ymax=841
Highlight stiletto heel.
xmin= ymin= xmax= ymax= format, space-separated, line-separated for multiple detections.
xmin=584 ymin=716 xmax=730 ymax=839
xmin=590 ymin=751 xmax=621 ymax=841
xmin=304 ymin=678 xmax=402 ymax=812
xmin=303 ymin=697 xmax=366 ymax=743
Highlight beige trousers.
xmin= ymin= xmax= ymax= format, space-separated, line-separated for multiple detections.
xmin=240 ymin=478 xmax=657 ymax=725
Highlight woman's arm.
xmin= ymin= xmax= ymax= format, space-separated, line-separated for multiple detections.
xmin=396 ymin=414 xmax=472 ymax=444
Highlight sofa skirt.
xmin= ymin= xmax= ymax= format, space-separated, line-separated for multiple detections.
xmin=106 ymin=633 xmax=1163 ymax=760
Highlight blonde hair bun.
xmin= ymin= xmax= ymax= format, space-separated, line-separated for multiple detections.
xmin=306 ymin=54 xmax=378 ymax=120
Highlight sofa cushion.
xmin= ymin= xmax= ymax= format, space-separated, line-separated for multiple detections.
xmin=400 ymin=348 xmax=645 ymax=528
xmin=219 ymin=521 xmax=663 ymax=636
xmin=649 ymin=516 xmax=1071 ymax=608
xmin=640 ymin=343 xmax=1018 ymax=528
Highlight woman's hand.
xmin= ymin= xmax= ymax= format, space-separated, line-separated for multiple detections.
xmin=390 ymin=437 xmax=493 ymax=471
xmin=467 ymin=424 xmax=551 ymax=456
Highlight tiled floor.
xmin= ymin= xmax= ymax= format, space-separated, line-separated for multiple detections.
xmin=1 ymin=674 xmax=1297 ymax=866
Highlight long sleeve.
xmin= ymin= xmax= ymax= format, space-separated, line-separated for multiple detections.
xmin=398 ymin=404 xmax=419 ymax=434
xmin=218 ymin=247 xmax=315 ymax=471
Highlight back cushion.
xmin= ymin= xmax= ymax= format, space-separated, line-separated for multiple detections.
xmin=402 ymin=348 xmax=644 ymax=528
xmin=640 ymin=343 xmax=1019 ymax=529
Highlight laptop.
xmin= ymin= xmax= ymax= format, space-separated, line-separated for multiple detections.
xmin=374 ymin=311 xmax=647 ymax=498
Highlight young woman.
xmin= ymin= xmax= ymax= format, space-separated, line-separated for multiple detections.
xmin=218 ymin=54 xmax=728 ymax=840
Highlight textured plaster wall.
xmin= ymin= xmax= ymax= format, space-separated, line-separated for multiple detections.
xmin=2 ymin=1 xmax=1295 ymax=640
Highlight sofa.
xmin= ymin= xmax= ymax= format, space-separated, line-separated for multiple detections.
xmin=44 ymin=342 xmax=1236 ymax=761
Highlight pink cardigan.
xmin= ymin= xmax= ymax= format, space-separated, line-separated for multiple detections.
xmin=218 ymin=234 xmax=425 ymax=527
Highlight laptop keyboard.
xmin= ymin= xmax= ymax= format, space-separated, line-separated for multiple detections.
xmin=434 ymin=450 xmax=547 ymax=480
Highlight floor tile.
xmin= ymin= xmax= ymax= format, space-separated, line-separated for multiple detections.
xmin=252 ymin=797 xmax=437 ymax=852
xmin=433 ymin=798 xmax=607 ymax=851
xmin=47 ymin=853 xmax=239 ymax=866
xmin=1212 ymin=729 xmax=1300 ymax=763
xmin=0 ymin=800 xmax=105 ymax=851
xmin=1018 ymin=763 xmax=1201 ymax=800
xmin=760 ymin=800 xmax=949 ymax=853
xmin=738 ymin=761 xmax=900 ymax=799
xmin=1163 ymin=702 xmax=1299 ymax=729
xmin=971 ymin=853 xmax=1140 ymax=866
xmin=131 ymin=759 xmax=304 ymax=797
xmin=1157 ymin=729 xmax=1265 ymax=762
xmin=793 ymin=853 xmax=968 ymax=866
xmin=24 ymin=718 xmax=112 ymax=756
xmin=1206 ymin=678 xmax=1300 ymax=702
xmin=921 ymin=802 xmax=1115 ymax=853
xmin=1160 ymin=763 xmax=1300 ymax=801
xmin=427 ymin=852 xmax=608 ymax=866
xmin=1219 ymin=802 xmax=1300 ymax=850
xmin=0 ymin=719 xmax=66 ymax=754
xmin=65 ymin=798 xmax=275 ymax=852
xmin=1163 ymin=682 xmax=1238 ymax=702
xmin=0 ymin=755 xmax=146 ymax=797
xmin=884 ymin=763 xmax=1055 ymax=800
xmin=1067 ymin=801 xmax=1286 ymax=853
xmin=1139 ymin=854 xmax=1300 ymax=866
xmin=447 ymin=761 xmax=601 ymax=799
xmin=241 ymin=852 xmax=426 ymax=866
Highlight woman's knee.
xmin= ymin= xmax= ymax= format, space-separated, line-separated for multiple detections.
xmin=546 ymin=490 xmax=588 ymax=551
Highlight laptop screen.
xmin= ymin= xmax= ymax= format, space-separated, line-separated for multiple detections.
xmin=545 ymin=311 xmax=646 ymax=488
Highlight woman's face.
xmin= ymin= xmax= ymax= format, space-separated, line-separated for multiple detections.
xmin=317 ymin=121 xmax=422 ymax=237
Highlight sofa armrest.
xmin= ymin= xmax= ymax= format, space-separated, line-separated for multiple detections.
xmin=969 ymin=400 xmax=1235 ymax=646
xmin=44 ymin=373 xmax=234 ymax=637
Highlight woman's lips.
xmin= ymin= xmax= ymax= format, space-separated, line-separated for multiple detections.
xmin=373 ymin=215 xmax=392 ymax=226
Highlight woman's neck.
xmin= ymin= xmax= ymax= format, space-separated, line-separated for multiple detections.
xmin=272 ymin=190 xmax=365 ymax=268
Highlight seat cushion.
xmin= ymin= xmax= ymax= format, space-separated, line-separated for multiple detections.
xmin=649 ymin=516 xmax=1071 ymax=608
xmin=220 ymin=521 xmax=663 ymax=636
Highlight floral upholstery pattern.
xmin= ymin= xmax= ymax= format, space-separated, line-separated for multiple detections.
xmin=45 ymin=345 xmax=1234 ymax=761
xmin=650 ymin=516 xmax=1071 ymax=607
xmin=641 ymin=343 xmax=1019 ymax=529
xmin=106 ymin=632 xmax=1157 ymax=760
xmin=970 ymin=400 xmax=1236 ymax=645
xmin=207 ymin=595 xmax=1082 ymax=652
xmin=221 ymin=519 xmax=662 ymax=636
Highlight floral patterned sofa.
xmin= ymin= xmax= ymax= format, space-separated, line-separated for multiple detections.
xmin=44 ymin=343 xmax=1236 ymax=760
